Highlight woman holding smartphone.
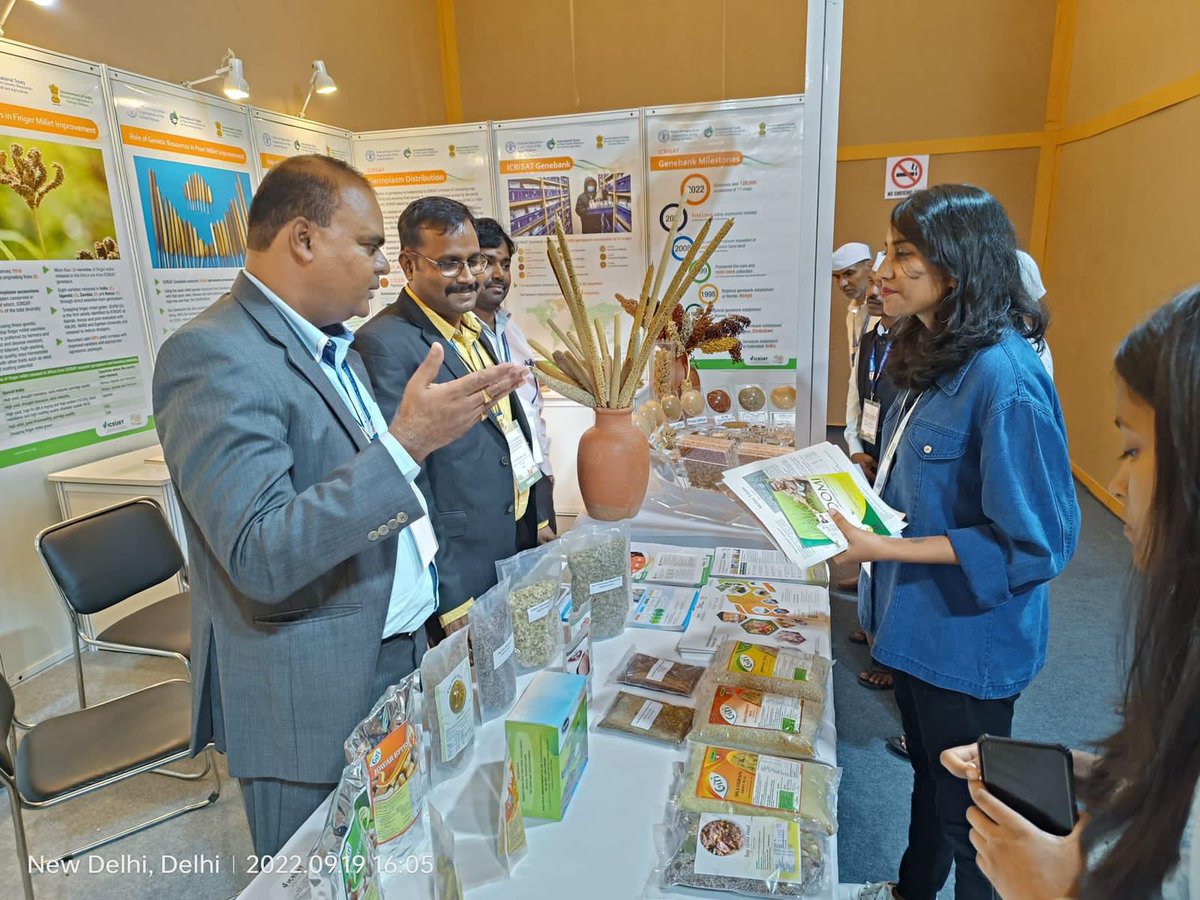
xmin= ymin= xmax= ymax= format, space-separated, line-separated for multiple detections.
xmin=837 ymin=184 xmax=1081 ymax=900
xmin=942 ymin=288 xmax=1200 ymax=898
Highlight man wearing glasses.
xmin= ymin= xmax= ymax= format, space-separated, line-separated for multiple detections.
xmin=356 ymin=197 xmax=551 ymax=640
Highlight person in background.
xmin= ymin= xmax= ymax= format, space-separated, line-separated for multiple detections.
xmin=575 ymin=175 xmax=609 ymax=233
xmin=355 ymin=197 xmax=553 ymax=642
xmin=152 ymin=157 xmax=526 ymax=855
xmin=1017 ymin=249 xmax=1055 ymax=379
xmin=839 ymin=184 xmax=1080 ymax=900
xmin=844 ymin=252 xmax=904 ymax=697
xmin=831 ymin=241 xmax=875 ymax=593
xmin=832 ymin=241 xmax=874 ymax=366
xmin=943 ymin=287 xmax=1200 ymax=900
xmin=473 ymin=216 xmax=557 ymax=537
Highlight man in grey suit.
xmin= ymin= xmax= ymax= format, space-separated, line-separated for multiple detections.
xmin=152 ymin=156 xmax=526 ymax=856
xmin=356 ymin=198 xmax=554 ymax=640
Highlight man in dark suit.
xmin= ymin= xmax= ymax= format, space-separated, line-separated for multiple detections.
xmin=356 ymin=197 xmax=553 ymax=637
xmin=152 ymin=158 xmax=526 ymax=855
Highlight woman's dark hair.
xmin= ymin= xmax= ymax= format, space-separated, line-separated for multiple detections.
xmin=1077 ymin=287 xmax=1200 ymax=898
xmin=884 ymin=184 xmax=1047 ymax=390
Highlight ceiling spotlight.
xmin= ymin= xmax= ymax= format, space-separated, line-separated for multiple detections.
xmin=183 ymin=48 xmax=250 ymax=102
xmin=299 ymin=60 xmax=338 ymax=118
xmin=0 ymin=0 xmax=54 ymax=37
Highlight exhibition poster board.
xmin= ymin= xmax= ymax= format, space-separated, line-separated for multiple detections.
xmin=0 ymin=44 xmax=155 ymax=467
xmin=644 ymin=97 xmax=805 ymax=374
xmin=106 ymin=69 xmax=256 ymax=350
xmin=353 ymin=122 xmax=494 ymax=314
xmin=492 ymin=109 xmax=646 ymax=354
xmin=249 ymin=108 xmax=352 ymax=180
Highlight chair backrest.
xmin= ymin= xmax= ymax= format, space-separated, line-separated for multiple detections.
xmin=36 ymin=498 xmax=185 ymax=617
xmin=0 ymin=672 xmax=14 ymax=778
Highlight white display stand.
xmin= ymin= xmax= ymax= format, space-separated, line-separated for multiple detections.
xmin=46 ymin=444 xmax=187 ymax=638
xmin=237 ymin=520 xmax=839 ymax=900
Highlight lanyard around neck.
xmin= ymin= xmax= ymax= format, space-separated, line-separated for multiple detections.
xmin=321 ymin=342 xmax=378 ymax=441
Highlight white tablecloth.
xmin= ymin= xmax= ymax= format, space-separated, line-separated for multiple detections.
xmin=240 ymin=523 xmax=839 ymax=899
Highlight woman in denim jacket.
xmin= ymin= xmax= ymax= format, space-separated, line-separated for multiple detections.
xmin=838 ymin=184 xmax=1081 ymax=900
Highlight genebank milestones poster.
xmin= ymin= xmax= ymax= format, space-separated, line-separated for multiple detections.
xmin=352 ymin=123 xmax=494 ymax=313
xmin=107 ymin=70 xmax=256 ymax=350
xmin=492 ymin=109 xmax=645 ymax=357
xmin=0 ymin=46 xmax=154 ymax=467
xmin=644 ymin=99 xmax=804 ymax=371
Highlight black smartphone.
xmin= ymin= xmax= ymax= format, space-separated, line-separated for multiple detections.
xmin=977 ymin=735 xmax=1077 ymax=837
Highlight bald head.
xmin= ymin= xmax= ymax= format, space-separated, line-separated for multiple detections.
xmin=247 ymin=154 xmax=373 ymax=252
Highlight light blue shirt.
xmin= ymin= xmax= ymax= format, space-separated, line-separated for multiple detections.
xmin=245 ymin=271 xmax=437 ymax=637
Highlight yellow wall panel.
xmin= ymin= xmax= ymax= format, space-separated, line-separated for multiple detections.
xmin=837 ymin=0 xmax=1055 ymax=146
xmin=1065 ymin=0 xmax=1200 ymax=126
xmin=9 ymin=0 xmax=446 ymax=132
xmin=1045 ymin=98 xmax=1200 ymax=487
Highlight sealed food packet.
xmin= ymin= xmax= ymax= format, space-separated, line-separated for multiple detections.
xmin=429 ymin=802 xmax=463 ymax=900
xmin=309 ymin=758 xmax=383 ymax=900
xmin=674 ymin=745 xmax=841 ymax=835
xmin=469 ymin=577 xmax=519 ymax=720
xmin=597 ymin=689 xmax=693 ymax=745
xmin=653 ymin=805 xmax=830 ymax=897
xmin=690 ymin=683 xmax=823 ymax=760
xmin=563 ymin=521 xmax=631 ymax=641
xmin=421 ymin=626 xmax=475 ymax=779
xmin=497 ymin=744 xmax=528 ymax=874
xmin=708 ymin=639 xmax=831 ymax=703
xmin=496 ymin=543 xmax=565 ymax=671
xmin=611 ymin=648 xmax=706 ymax=697
xmin=342 ymin=674 xmax=427 ymax=865
xmin=556 ymin=592 xmax=593 ymax=697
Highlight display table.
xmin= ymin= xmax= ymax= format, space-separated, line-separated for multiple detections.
xmin=239 ymin=526 xmax=839 ymax=899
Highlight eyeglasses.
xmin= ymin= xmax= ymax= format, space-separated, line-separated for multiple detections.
xmin=406 ymin=250 xmax=488 ymax=279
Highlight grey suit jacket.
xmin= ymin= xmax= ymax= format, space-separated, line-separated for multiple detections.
xmin=152 ymin=272 xmax=429 ymax=784
xmin=354 ymin=292 xmax=550 ymax=626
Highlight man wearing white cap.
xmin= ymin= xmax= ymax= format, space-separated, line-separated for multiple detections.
xmin=831 ymin=241 xmax=873 ymax=365
xmin=1017 ymin=249 xmax=1055 ymax=379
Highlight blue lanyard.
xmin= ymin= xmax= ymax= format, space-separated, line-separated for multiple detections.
xmin=485 ymin=324 xmax=511 ymax=363
xmin=867 ymin=335 xmax=892 ymax=401
xmin=322 ymin=342 xmax=379 ymax=441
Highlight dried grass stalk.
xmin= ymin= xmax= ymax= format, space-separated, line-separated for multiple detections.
xmin=534 ymin=369 xmax=598 ymax=407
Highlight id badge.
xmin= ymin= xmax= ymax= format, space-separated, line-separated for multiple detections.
xmin=859 ymin=399 xmax=882 ymax=444
xmin=505 ymin=425 xmax=541 ymax=492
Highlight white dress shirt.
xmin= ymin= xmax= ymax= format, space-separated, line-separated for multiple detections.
xmin=245 ymin=271 xmax=438 ymax=636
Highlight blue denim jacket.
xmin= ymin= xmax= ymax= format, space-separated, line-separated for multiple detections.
xmin=859 ymin=329 xmax=1081 ymax=699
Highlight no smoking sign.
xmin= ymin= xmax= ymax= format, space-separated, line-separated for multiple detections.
xmin=884 ymin=154 xmax=929 ymax=199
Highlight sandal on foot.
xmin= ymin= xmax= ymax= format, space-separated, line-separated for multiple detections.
xmin=848 ymin=628 xmax=868 ymax=645
xmin=885 ymin=734 xmax=909 ymax=760
xmin=857 ymin=666 xmax=894 ymax=690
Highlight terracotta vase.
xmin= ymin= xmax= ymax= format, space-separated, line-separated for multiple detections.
xmin=577 ymin=407 xmax=650 ymax=521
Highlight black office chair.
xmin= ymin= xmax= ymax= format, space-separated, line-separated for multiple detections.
xmin=35 ymin=497 xmax=191 ymax=709
xmin=0 ymin=671 xmax=220 ymax=900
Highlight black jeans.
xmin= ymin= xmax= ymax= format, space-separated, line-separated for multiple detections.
xmin=892 ymin=669 xmax=1018 ymax=900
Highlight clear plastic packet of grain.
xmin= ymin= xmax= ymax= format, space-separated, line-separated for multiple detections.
xmin=610 ymin=647 xmax=706 ymax=697
xmin=690 ymin=683 xmax=822 ymax=759
xmin=596 ymin=690 xmax=693 ymax=746
xmin=673 ymin=745 xmax=840 ymax=835
xmin=496 ymin=543 xmax=565 ymax=672
xmin=708 ymin=639 xmax=830 ymax=703
xmin=650 ymin=803 xmax=829 ymax=897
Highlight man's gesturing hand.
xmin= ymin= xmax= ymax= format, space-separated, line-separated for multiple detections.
xmin=389 ymin=344 xmax=528 ymax=462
